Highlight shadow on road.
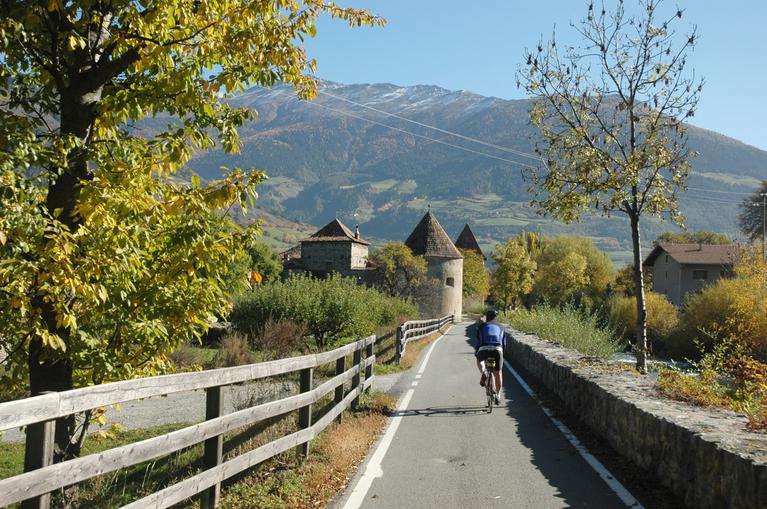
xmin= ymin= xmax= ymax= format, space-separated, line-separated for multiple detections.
xmin=464 ymin=321 xmax=626 ymax=508
xmin=394 ymin=405 xmax=489 ymax=417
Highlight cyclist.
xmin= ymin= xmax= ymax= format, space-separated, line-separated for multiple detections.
xmin=475 ymin=309 xmax=506 ymax=404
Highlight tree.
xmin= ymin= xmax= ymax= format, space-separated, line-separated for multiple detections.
xmin=535 ymin=251 xmax=590 ymax=307
xmin=533 ymin=236 xmax=614 ymax=307
xmin=613 ymin=263 xmax=652 ymax=297
xmin=460 ymin=248 xmax=490 ymax=299
xmin=655 ymin=231 xmax=731 ymax=245
xmin=369 ymin=242 xmax=428 ymax=299
xmin=245 ymin=240 xmax=283 ymax=284
xmin=738 ymin=180 xmax=767 ymax=245
xmin=519 ymin=0 xmax=702 ymax=371
xmin=0 ymin=0 xmax=382 ymax=462
xmin=490 ymin=240 xmax=537 ymax=310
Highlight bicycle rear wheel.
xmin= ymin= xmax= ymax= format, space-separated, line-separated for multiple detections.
xmin=485 ymin=371 xmax=493 ymax=413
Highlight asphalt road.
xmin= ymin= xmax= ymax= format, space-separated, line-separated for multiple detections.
xmin=335 ymin=322 xmax=637 ymax=509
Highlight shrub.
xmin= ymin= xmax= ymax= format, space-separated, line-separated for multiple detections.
xmin=657 ymin=339 xmax=767 ymax=431
xmin=214 ymin=334 xmax=254 ymax=368
xmin=675 ymin=251 xmax=767 ymax=360
xmin=230 ymin=274 xmax=418 ymax=350
xmin=257 ymin=319 xmax=306 ymax=358
xmin=504 ymin=304 xmax=622 ymax=359
xmin=608 ymin=292 xmax=679 ymax=348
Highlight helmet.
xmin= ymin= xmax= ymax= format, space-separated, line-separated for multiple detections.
xmin=485 ymin=309 xmax=498 ymax=321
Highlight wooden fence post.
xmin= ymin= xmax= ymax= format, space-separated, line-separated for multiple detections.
xmin=364 ymin=338 xmax=374 ymax=392
xmin=201 ymin=386 xmax=223 ymax=509
xmin=395 ymin=326 xmax=404 ymax=363
xmin=296 ymin=367 xmax=313 ymax=460
xmin=21 ymin=407 xmax=55 ymax=509
xmin=334 ymin=356 xmax=346 ymax=424
xmin=351 ymin=347 xmax=362 ymax=410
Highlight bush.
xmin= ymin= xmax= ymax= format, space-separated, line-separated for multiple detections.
xmin=214 ymin=334 xmax=254 ymax=367
xmin=230 ymin=274 xmax=418 ymax=350
xmin=256 ymin=319 xmax=306 ymax=358
xmin=504 ymin=304 xmax=622 ymax=359
xmin=674 ymin=251 xmax=767 ymax=360
xmin=657 ymin=339 xmax=767 ymax=431
xmin=608 ymin=293 xmax=679 ymax=348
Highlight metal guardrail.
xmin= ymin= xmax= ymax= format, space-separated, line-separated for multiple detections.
xmin=0 ymin=335 xmax=376 ymax=509
xmin=395 ymin=314 xmax=454 ymax=362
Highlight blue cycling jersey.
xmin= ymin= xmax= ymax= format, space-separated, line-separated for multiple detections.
xmin=477 ymin=323 xmax=506 ymax=351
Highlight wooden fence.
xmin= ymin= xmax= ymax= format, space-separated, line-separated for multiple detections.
xmin=395 ymin=314 xmax=454 ymax=362
xmin=0 ymin=335 xmax=376 ymax=509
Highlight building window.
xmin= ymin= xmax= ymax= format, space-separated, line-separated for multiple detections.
xmin=665 ymin=255 xmax=668 ymax=263
xmin=445 ymin=277 xmax=455 ymax=287
xmin=692 ymin=269 xmax=708 ymax=281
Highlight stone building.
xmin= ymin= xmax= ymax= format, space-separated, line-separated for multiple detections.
xmin=405 ymin=211 xmax=464 ymax=319
xmin=283 ymin=212 xmax=466 ymax=319
xmin=454 ymin=223 xmax=486 ymax=262
xmin=282 ymin=218 xmax=375 ymax=281
xmin=643 ymin=242 xmax=738 ymax=306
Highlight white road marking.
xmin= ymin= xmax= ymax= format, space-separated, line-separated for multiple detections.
xmin=341 ymin=333 xmax=447 ymax=509
xmin=411 ymin=381 xmax=419 ymax=387
xmin=503 ymin=359 xmax=645 ymax=509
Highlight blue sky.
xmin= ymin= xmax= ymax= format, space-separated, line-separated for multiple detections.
xmin=305 ymin=1 xmax=767 ymax=151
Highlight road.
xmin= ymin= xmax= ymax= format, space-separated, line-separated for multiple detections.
xmin=335 ymin=322 xmax=641 ymax=509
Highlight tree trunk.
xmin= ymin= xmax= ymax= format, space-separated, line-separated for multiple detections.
xmin=28 ymin=339 xmax=79 ymax=463
xmin=629 ymin=213 xmax=648 ymax=372
xmin=27 ymin=84 xmax=99 ymax=465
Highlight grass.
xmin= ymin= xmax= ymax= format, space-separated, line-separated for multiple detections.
xmin=214 ymin=391 xmax=396 ymax=509
xmin=1 ymin=423 xmax=195 ymax=508
xmin=504 ymin=305 xmax=623 ymax=360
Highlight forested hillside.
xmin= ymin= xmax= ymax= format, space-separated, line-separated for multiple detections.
xmin=184 ymin=81 xmax=766 ymax=261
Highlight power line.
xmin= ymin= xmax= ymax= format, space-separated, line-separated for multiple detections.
xmin=681 ymin=193 xmax=744 ymax=205
xmin=317 ymin=89 xmax=547 ymax=166
xmin=686 ymin=186 xmax=757 ymax=196
xmin=302 ymin=99 xmax=540 ymax=170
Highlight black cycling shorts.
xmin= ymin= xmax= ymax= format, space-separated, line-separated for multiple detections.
xmin=476 ymin=348 xmax=502 ymax=371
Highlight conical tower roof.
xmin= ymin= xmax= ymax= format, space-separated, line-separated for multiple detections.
xmin=454 ymin=224 xmax=485 ymax=260
xmin=405 ymin=211 xmax=462 ymax=259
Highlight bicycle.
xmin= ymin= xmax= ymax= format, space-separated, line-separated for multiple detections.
xmin=484 ymin=357 xmax=498 ymax=413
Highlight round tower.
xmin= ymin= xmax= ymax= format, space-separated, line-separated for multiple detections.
xmin=404 ymin=211 xmax=463 ymax=320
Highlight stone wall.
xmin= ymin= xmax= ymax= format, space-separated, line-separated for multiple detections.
xmin=505 ymin=329 xmax=767 ymax=509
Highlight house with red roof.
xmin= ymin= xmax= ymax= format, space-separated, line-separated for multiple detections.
xmin=643 ymin=242 xmax=739 ymax=306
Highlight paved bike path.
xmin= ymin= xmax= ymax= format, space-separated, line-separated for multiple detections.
xmin=336 ymin=322 xmax=630 ymax=509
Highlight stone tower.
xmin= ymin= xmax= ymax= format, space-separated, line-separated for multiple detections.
xmin=405 ymin=211 xmax=463 ymax=320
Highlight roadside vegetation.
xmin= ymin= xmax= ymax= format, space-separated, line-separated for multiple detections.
xmin=505 ymin=305 xmax=622 ymax=360
xmin=0 ymin=393 xmax=397 ymax=508
xmin=492 ymin=232 xmax=766 ymax=430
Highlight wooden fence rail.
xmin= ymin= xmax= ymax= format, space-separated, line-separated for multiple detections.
xmin=0 ymin=335 xmax=376 ymax=509
xmin=395 ymin=314 xmax=454 ymax=362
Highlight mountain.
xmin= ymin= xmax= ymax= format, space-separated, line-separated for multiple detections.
xmin=186 ymin=81 xmax=767 ymax=263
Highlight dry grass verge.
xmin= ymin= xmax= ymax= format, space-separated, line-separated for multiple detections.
xmin=399 ymin=325 xmax=450 ymax=369
xmin=215 ymin=391 xmax=396 ymax=509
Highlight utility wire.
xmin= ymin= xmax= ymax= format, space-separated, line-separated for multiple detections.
xmin=317 ymin=89 xmax=547 ymax=166
xmin=686 ymin=186 xmax=757 ymax=196
xmin=681 ymin=193 xmax=744 ymax=205
xmin=303 ymin=99 xmax=540 ymax=170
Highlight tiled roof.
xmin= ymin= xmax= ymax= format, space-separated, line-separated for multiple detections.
xmin=280 ymin=245 xmax=301 ymax=261
xmin=405 ymin=211 xmax=462 ymax=259
xmin=454 ymin=224 xmax=485 ymax=260
xmin=644 ymin=242 xmax=739 ymax=266
xmin=301 ymin=218 xmax=370 ymax=245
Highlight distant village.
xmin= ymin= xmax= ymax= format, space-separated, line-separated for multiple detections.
xmin=279 ymin=211 xmax=486 ymax=317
